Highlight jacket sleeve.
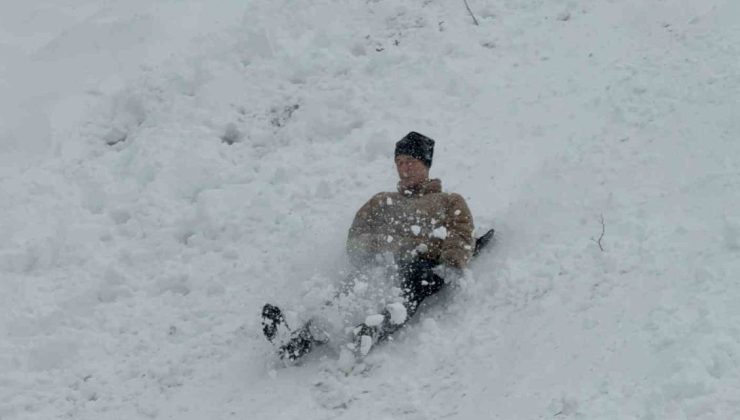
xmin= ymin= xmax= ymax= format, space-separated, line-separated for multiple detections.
xmin=440 ymin=193 xmax=475 ymax=268
xmin=346 ymin=194 xmax=386 ymax=267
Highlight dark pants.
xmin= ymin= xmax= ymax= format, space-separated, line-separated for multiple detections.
xmin=398 ymin=258 xmax=446 ymax=317
xmin=370 ymin=258 xmax=446 ymax=342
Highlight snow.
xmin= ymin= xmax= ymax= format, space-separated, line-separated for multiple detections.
xmin=359 ymin=336 xmax=374 ymax=357
xmin=365 ymin=314 xmax=385 ymax=328
xmin=1 ymin=0 xmax=740 ymax=419
xmin=415 ymin=243 xmax=429 ymax=254
xmin=432 ymin=225 xmax=448 ymax=240
xmin=410 ymin=224 xmax=421 ymax=235
xmin=387 ymin=302 xmax=408 ymax=325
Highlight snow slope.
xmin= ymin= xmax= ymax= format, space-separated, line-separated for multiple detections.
xmin=0 ymin=0 xmax=245 ymax=175
xmin=2 ymin=0 xmax=739 ymax=418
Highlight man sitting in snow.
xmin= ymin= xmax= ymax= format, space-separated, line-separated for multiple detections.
xmin=263 ymin=132 xmax=478 ymax=359
xmin=344 ymin=132 xmax=475 ymax=353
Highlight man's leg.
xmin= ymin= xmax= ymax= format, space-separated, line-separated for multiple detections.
xmin=398 ymin=258 xmax=446 ymax=319
xmin=363 ymin=258 xmax=446 ymax=345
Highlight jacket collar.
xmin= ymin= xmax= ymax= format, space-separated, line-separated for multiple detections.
xmin=397 ymin=178 xmax=442 ymax=196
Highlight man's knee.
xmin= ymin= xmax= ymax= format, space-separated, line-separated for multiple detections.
xmin=399 ymin=258 xmax=445 ymax=306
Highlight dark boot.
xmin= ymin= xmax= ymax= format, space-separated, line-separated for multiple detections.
xmin=261 ymin=303 xmax=287 ymax=343
xmin=263 ymin=304 xmax=329 ymax=361
xmin=278 ymin=322 xmax=316 ymax=360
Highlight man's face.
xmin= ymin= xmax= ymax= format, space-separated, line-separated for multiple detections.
xmin=395 ymin=155 xmax=429 ymax=187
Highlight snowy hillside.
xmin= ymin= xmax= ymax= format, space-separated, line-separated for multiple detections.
xmin=2 ymin=0 xmax=739 ymax=418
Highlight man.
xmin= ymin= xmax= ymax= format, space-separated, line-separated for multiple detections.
xmin=347 ymin=131 xmax=475 ymax=270
xmin=345 ymin=131 xmax=475 ymax=355
xmin=263 ymin=132 xmax=477 ymax=360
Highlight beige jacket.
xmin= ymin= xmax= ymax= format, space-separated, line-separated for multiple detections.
xmin=347 ymin=179 xmax=475 ymax=268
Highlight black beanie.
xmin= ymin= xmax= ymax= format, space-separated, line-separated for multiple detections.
xmin=395 ymin=131 xmax=435 ymax=167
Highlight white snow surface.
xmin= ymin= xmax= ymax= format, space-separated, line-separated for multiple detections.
xmin=1 ymin=0 xmax=740 ymax=419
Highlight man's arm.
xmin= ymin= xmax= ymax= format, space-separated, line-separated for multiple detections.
xmin=439 ymin=193 xmax=475 ymax=268
xmin=346 ymin=194 xmax=386 ymax=267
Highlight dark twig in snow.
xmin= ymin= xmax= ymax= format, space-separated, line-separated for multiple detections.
xmin=592 ymin=214 xmax=606 ymax=252
xmin=463 ymin=0 xmax=479 ymax=26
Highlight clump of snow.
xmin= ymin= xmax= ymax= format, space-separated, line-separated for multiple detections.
xmin=414 ymin=243 xmax=429 ymax=254
xmin=359 ymin=336 xmax=373 ymax=357
xmin=364 ymin=314 xmax=385 ymax=327
xmin=386 ymin=303 xmax=407 ymax=325
xmin=432 ymin=226 xmax=448 ymax=239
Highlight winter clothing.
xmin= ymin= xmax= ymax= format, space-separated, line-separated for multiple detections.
xmin=261 ymin=304 xmax=285 ymax=342
xmin=399 ymin=258 xmax=447 ymax=313
xmin=345 ymin=176 xmax=474 ymax=356
xmin=395 ymin=132 xmax=435 ymax=168
xmin=263 ymin=174 xmax=477 ymax=360
xmin=346 ymin=178 xmax=475 ymax=269
xmin=351 ymin=257 xmax=451 ymax=354
xmin=261 ymin=304 xmax=328 ymax=360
